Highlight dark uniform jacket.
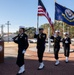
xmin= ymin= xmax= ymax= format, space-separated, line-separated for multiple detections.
xmin=34 ymin=33 xmax=46 ymax=49
xmin=13 ymin=33 xmax=29 ymax=51
xmin=62 ymin=37 xmax=71 ymax=47
xmin=53 ymin=36 xmax=61 ymax=48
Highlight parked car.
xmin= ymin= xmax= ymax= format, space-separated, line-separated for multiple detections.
xmin=71 ymin=38 xmax=74 ymax=42
xmin=45 ymin=39 xmax=54 ymax=43
xmin=71 ymin=38 xmax=74 ymax=45
xmin=28 ymin=39 xmax=37 ymax=43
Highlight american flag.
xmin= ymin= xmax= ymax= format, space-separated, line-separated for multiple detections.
xmin=38 ymin=0 xmax=54 ymax=32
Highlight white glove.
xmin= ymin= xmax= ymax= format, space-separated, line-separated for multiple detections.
xmin=54 ymin=33 xmax=56 ymax=38
xmin=22 ymin=49 xmax=26 ymax=54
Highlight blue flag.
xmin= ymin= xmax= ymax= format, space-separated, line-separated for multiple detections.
xmin=55 ymin=2 xmax=74 ymax=26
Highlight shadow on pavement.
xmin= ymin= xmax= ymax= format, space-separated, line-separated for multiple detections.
xmin=0 ymin=57 xmax=74 ymax=75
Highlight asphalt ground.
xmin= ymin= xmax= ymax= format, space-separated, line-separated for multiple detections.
xmin=0 ymin=42 xmax=74 ymax=75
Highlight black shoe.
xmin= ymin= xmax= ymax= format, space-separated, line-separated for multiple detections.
xmin=55 ymin=63 xmax=60 ymax=66
xmin=65 ymin=61 xmax=69 ymax=63
xmin=16 ymin=73 xmax=21 ymax=75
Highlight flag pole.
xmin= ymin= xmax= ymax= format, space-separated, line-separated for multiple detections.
xmin=37 ymin=15 xmax=39 ymax=31
xmin=54 ymin=0 xmax=56 ymax=2
xmin=48 ymin=27 xmax=51 ymax=52
xmin=63 ymin=22 xmax=64 ymax=37
xmin=54 ymin=0 xmax=56 ymax=33
xmin=36 ymin=0 xmax=39 ymax=33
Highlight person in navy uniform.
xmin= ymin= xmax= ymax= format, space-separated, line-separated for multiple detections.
xmin=34 ymin=28 xmax=46 ymax=70
xmin=53 ymin=30 xmax=61 ymax=66
xmin=62 ymin=32 xmax=71 ymax=63
xmin=13 ymin=26 xmax=29 ymax=75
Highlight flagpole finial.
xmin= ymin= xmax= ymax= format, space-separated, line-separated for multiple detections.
xmin=54 ymin=0 xmax=56 ymax=2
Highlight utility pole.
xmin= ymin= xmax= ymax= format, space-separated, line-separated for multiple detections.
xmin=5 ymin=21 xmax=11 ymax=42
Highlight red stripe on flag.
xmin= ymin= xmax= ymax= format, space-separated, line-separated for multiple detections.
xmin=37 ymin=0 xmax=54 ymax=33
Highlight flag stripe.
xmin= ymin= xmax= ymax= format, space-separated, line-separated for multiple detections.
xmin=37 ymin=0 xmax=54 ymax=32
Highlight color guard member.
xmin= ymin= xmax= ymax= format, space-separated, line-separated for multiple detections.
xmin=53 ymin=30 xmax=61 ymax=66
xmin=13 ymin=26 xmax=29 ymax=75
xmin=34 ymin=28 xmax=46 ymax=70
xmin=62 ymin=32 xmax=71 ymax=63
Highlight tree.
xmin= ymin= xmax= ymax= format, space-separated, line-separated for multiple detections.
xmin=25 ymin=27 xmax=36 ymax=39
xmin=14 ymin=23 xmax=74 ymax=38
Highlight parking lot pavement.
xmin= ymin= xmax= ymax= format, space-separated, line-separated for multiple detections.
xmin=0 ymin=42 xmax=74 ymax=75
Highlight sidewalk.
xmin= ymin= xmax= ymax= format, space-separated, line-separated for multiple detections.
xmin=0 ymin=42 xmax=74 ymax=75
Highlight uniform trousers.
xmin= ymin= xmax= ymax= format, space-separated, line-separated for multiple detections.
xmin=54 ymin=47 xmax=60 ymax=60
xmin=16 ymin=49 xmax=24 ymax=67
xmin=37 ymin=47 xmax=45 ymax=63
xmin=64 ymin=45 xmax=70 ymax=57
